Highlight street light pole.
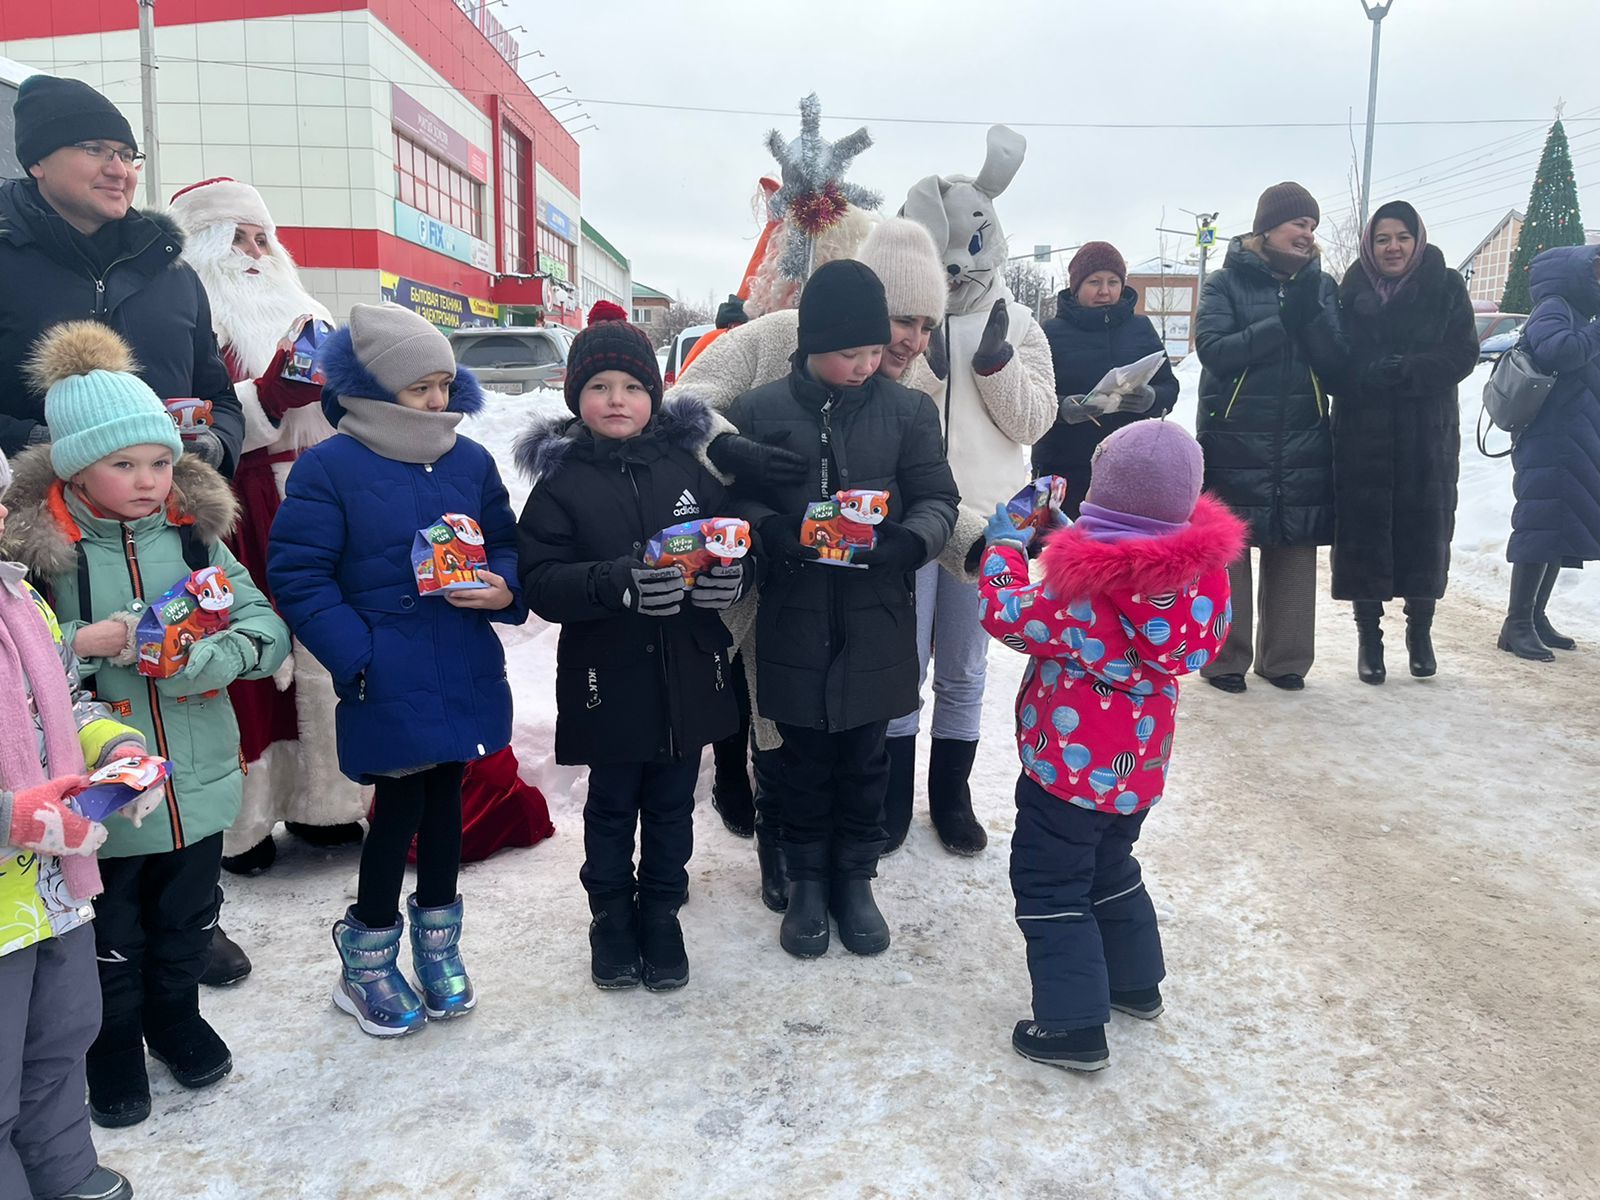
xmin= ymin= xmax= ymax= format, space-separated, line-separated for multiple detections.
xmin=137 ymin=0 xmax=161 ymax=204
xmin=1358 ymin=0 xmax=1395 ymax=227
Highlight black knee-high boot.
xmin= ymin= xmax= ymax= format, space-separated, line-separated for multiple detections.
xmin=1498 ymin=563 xmax=1555 ymax=661
xmin=710 ymin=657 xmax=755 ymax=836
xmin=881 ymin=735 xmax=916 ymax=854
xmin=1533 ymin=563 xmax=1576 ymax=650
xmin=751 ymin=747 xmax=787 ymax=913
xmin=1353 ymin=601 xmax=1385 ymax=685
xmin=1403 ymin=597 xmax=1437 ymax=677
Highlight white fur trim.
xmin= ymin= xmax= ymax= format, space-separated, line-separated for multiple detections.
xmin=169 ymin=179 xmax=275 ymax=239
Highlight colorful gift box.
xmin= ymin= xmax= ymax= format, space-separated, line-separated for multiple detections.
xmin=71 ymin=755 xmax=170 ymax=822
xmin=164 ymin=397 xmax=214 ymax=435
xmin=801 ymin=489 xmax=890 ymax=566
xmin=644 ymin=516 xmax=752 ymax=586
xmin=414 ymin=513 xmax=489 ymax=595
xmin=1006 ymin=474 xmax=1070 ymax=535
xmin=135 ymin=566 xmax=235 ymax=679
xmin=280 ymin=317 xmax=335 ymax=386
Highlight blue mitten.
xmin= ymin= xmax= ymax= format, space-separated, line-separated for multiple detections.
xmin=984 ymin=503 xmax=1031 ymax=550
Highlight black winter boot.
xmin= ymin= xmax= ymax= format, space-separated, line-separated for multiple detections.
xmin=587 ymin=892 xmax=642 ymax=989
xmin=1498 ymin=563 xmax=1555 ymax=662
xmin=85 ymin=1046 xmax=150 ymax=1129
xmin=829 ymin=875 xmax=890 ymax=956
xmin=927 ymin=738 xmax=987 ymax=855
xmin=881 ymin=735 xmax=916 ymax=854
xmin=755 ymin=822 xmax=788 ymax=913
xmin=220 ymin=833 xmax=276 ymax=876
xmin=199 ymin=924 xmax=252 ymax=988
xmin=1533 ymin=563 xmax=1576 ymax=650
xmin=286 ymin=820 xmax=365 ymax=847
xmin=1011 ymin=1021 xmax=1109 ymax=1072
xmin=779 ymin=843 xmax=830 ymax=958
xmin=638 ymin=897 xmax=689 ymax=991
xmin=144 ymin=1003 xmax=232 ymax=1090
xmin=710 ymin=734 xmax=755 ymax=838
xmin=1404 ymin=598 xmax=1437 ymax=677
xmin=1353 ymin=601 xmax=1385 ymax=685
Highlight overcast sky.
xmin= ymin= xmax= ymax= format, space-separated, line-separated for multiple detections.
xmin=507 ymin=0 xmax=1599 ymax=303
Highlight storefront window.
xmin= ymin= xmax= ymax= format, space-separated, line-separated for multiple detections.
xmin=538 ymin=223 xmax=574 ymax=285
xmin=500 ymin=126 xmax=530 ymax=275
xmin=394 ymin=130 xmax=483 ymax=238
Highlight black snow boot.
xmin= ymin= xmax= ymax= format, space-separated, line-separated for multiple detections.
xmin=588 ymin=892 xmax=642 ymax=989
xmin=47 ymin=1164 xmax=134 ymax=1200
xmin=144 ymin=1003 xmax=232 ymax=1090
xmin=638 ymin=897 xmax=689 ymax=991
xmin=1011 ymin=1021 xmax=1109 ymax=1072
xmin=1109 ymin=986 xmax=1165 ymax=1019
xmin=1498 ymin=562 xmax=1555 ymax=662
xmin=710 ymin=736 xmax=755 ymax=838
xmin=1353 ymin=601 xmax=1385 ymax=685
xmin=1534 ymin=563 xmax=1576 ymax=650
xmin=1404 ymin=598 xmax=1437 ymax=678
xmin=829 ymin=875 xmax=890 ymax=956
xmin=286 ymin=820 xmax=365 ymax=847
xmin=881 ymin=735 xmax=916 ymax=854
xmin=755 ymin=822 xmax=788 ymax=913
xmin=85 ymin=1045 xmax=150 ymax=1129
xmin=779 ymin=843 xmax=830 ymax=958
xmin=220 ymin=832 xmax=276 ymax=876
xmin=199 ymin=923 xmax=252 ymax=988
xmin=928 ymin=738 xmax=987 ymax=855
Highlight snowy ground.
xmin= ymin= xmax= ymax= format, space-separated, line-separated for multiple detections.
xmin=94 ymin=376 xmax=1600 ymax=1199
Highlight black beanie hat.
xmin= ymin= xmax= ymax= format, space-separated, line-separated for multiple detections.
xmin=14 ymin=76 xmax=137 ymax=169
xmin=714 ymin=294 xmax=748 ymax=330
xmin=1251 ymin=181 xmax=1320 ymax=235
xmin=563 ymin=309 xmax=663 ymax=416
xmin=796 ymin=260 xmax=892 ymax=358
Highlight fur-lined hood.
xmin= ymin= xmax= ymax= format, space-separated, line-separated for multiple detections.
xmin=314 ymin=325 xmax=485 ymax=427
xmin=1038 ymin=494 xmax=1246 ymax=600
xmin=513 ymin=395 xmax=714 ymax=483
xmin=0 ymin=444 xmax=238 ymax=580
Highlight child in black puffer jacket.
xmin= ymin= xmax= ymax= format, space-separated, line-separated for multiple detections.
xmin=516 ymin=303 xmax=746 ymax=991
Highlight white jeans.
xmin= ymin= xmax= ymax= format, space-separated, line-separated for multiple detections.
xmin=886 ymin=561 xmax=989 ymax=742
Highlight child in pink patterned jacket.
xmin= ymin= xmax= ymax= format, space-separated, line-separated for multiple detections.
xmin=978 ymin=420 xmax=1245 ymax=1072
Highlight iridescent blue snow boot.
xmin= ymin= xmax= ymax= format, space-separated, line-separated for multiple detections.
xmin=331 ymin=909 xmax=426 ymax=1037
xmin=407 ymin=894 xmax=477 ymax=1019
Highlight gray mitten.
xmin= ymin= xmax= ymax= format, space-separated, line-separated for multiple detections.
xmin=185 ymin=428 xmax=226 ymax=468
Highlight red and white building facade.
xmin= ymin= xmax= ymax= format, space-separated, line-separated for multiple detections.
xmin=0 ymin=0 xmax=584 ymax=329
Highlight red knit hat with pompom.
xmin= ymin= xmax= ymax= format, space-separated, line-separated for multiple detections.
xmin=564 ymin=303 xmax=662 ymax=414
xmin=587 ymin=299 xmax=629 ymax=326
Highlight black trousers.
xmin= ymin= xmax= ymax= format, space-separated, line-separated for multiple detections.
xmin=581 ymin=753 xmax=701 ymax=906
xmin=356 ymin=762 xmax=466 ymax=928
xmin=774 ymin=721 xmax=888 ymax=881
xmin=89 ymin=832 xmax=224 ymax=1052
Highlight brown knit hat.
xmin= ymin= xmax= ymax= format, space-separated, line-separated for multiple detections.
xmin=1252 ymin=182 xmax=1320 ymax=235
xmin=1068 ymin=241 xmax=1127 ymax=293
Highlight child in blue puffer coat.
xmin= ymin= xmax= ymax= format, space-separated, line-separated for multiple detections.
xmin=268 ymin=304 xmax=526 ymax=1039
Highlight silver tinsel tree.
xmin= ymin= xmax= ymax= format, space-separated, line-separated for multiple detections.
xmin=765 ymin=93 xmax=880 ymax=280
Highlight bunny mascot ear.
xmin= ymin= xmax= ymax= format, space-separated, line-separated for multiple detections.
xmin=974 ymin=125 xmax=1027 ymax=199
xmin=900 ymin=175 xmax=951 ymax=251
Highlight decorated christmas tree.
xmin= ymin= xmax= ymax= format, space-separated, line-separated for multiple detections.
xmin=1500 ymin=118 xmax=1586 ymax=313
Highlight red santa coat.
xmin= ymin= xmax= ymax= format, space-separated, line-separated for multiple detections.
xmin=978 ymin=496 xmax=1245 ymax=814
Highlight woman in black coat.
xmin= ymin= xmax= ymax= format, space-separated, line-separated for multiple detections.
xmin=1032 ymin=241 xmax=1179 ymax=517
xmin=1333 ymin=201 xmax=1478 ymax=683
xmin=1502 ymin=242 xmax=1600 ymax=660
xmin=1195 ymin=182 xmax=1348 ymax=693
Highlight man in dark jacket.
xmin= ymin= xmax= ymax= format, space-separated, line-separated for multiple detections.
xmin=1194 ymin=182 xmax=1348 ymax=692
xmin=1032 ymin=241 xmax=1179 ymax=516
xmin=726 ymin=261 xmax=959 ymax=962
xmin=0 ymin=77 xmax=241 ymax=473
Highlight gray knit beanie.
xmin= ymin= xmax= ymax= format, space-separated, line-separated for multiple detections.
xmin=857 ymin=218 xmax=948 ymax=324
xmin=348 ymin=304 xmax=456 ymax=397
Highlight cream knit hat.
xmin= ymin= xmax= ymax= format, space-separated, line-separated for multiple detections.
xmin=857 ymin=218 xmax=948 ymax=324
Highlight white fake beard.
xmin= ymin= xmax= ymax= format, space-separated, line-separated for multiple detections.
xmin=185 ymin=224 xmax=331 ymax=379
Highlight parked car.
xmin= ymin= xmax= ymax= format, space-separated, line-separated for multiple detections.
xmin=662 ymin=323 xmax=715 ymax=389
xmin=1478 ymin=324 xmax=1525 ymax=362
xmin=448 ymin=326 xmax=569 ymax=395
xmin=1475 ymin=312 xmax=1527 ymax=362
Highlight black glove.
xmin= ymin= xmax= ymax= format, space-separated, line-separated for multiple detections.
xmin=925 ymin=323 xmax=950 ymax=381
xmin=1280 ymin=274 xmax=1320 ymax=331
xmin=1363 ymin=354 xmax=1407 ymax=391
xmin=706 ymin=431 xmax=808 ymax=485
xmin=690 ymin=561 xmax=748 ymax=610
xmin=604 ymin=559 xmax=686 ymax=616
xmin=758 ymin=513 xmax=820 ymax=562
xmin=971 ymin=298 xmax=1014 ymax=376
xmin=851 ymin=522 xmax=925 ymax=572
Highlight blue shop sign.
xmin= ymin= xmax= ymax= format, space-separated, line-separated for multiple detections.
xmin=394 ymin=199 xmax=492 ymax=271
xmin=535 ymin=196 xmax=575 ymax=243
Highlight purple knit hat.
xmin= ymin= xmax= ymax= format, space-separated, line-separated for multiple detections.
xmin=1087 ymin=420 xmax=1203 ymax=524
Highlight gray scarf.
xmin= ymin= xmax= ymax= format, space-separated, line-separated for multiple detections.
xmin=336 ymin=395 xmax=462 ymax=463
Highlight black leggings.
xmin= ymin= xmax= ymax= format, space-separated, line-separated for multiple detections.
xmin=355 ymin=762 xmax=466 ymax=928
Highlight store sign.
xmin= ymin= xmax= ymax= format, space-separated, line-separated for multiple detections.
xmin=394 ymin=200 xmax=493 ymax=272
xmin=537 ymin=251 xmax=568 ymax=285
xmin=535 ymin=197 xmax=575 ymax=243
xmin=449 ymin=0 xmax=521 ymax=70
xmin=381 ymin=271 xmax=501 ymax=329
xmin=391 ymin=85 xmax=489 ymax=182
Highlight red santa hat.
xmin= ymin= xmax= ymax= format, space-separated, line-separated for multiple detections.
xmin=168 ymin=177 xmax=276 ymax=238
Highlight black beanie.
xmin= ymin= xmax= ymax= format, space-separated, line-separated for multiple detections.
xmin=796 ymin=261 xmax=892 ymax=358
xmin=14 ymin=76 xmax=137 ymax=169
xmin=563 ymin=311 xmax=663 ymax=415
xmin=714 ymin=294 xmax=748 ymax=330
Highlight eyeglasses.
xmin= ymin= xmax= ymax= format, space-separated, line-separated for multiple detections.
xmin=71 ymin=141 xmax=145 ymax=168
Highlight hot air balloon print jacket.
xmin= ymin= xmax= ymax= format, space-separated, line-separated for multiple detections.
xmin=978 ymin=495 xmax=1246 ymax=815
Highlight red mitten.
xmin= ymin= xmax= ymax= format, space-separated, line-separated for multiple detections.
xmin=254 ymin=345 xmax=323 ymax=421
xmin=8 ymin=776 xmax=105 ymax=856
